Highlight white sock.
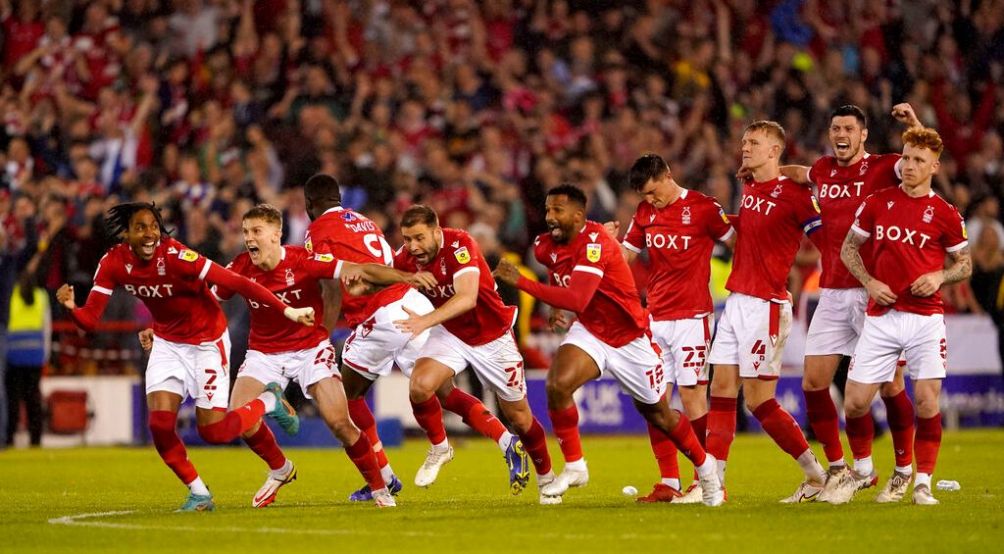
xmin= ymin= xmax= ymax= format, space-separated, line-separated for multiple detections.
xmin=539 ymin=470 xmax=556 ymax=481
xmin=853 ymin=456 xmax=874 ymax=477
xmin=716 ymin=459 xmax=727 ymax=485
xmin=380 ymin=464 xmax=395 ymax=484
xmin=270 ymin=459 xmax=293 ymax=479
xmin=829 ymin=459 xmax=846 ymax=469
xmin=565 ymin=458 xmax=587 ymax=472
xmin=497 ymin=431 xmax=515 ymax=452
xmin=661 ymin=478 xmax=681 ymax=490
xmin=895 ymin=464 xmax=913 ymax=476
xmin=915 ymin=472 xmax=932 ymax=489
xmin=258 ymin=391 xmax=277 ymax=413
xmin=797 ymin=450 xmax=827 ymax=484
xmin=433 ymin=439 xmax=449 ymax=450
xmin=187 ymin=477 xmax=210 ymax=496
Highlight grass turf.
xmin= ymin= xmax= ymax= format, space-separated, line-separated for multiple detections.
xmin=2 ymin=430 xmax=1001 ymax=553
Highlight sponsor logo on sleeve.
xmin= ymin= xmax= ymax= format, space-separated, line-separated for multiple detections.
xmin=313 ymin=253 xmax=334 ymax=263
xmin=454 ymin=247 xmax=471 ymax=264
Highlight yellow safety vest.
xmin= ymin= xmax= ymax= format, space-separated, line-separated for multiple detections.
xmin=8 ymin=286 xmax=47 ymax=332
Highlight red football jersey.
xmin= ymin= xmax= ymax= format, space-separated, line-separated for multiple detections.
xmin=727 ymin=176 xmax=823 ymax=302
xmin=91 ymin=237 xmax=227 ymax=344
xmin=622 ymin=189 xmax=734 ymax=320
xmin=304 ymin=207 xmax=409 ymax=327
xmin=217 ymin=246 xmax=337 ymax=353
xmin=851 ymin=186 xmax=968 ymax=316
xmin=534 ymin=220 xmax=648 ymax=347
xmin=393 ymin=228 xmax=516 ymax=346
xmin=808 ymin=153 xmax=901 ymax=289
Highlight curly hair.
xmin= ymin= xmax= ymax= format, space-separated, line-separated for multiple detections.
xmin=103 ymin=202 xmax=170 ymax=240
xmin=902 ymin=127 xmax=944 ymax=157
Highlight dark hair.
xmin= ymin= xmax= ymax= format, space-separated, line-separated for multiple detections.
xmin=629 ymin=153 xmax=670 ymax=192
xmin=547 ymin=183 xmax=588 ymax=208
xmin=829 ymin=105 xmax=868 ymax=128
xmin=104 ymin=202 xmax=170 ymax=240
xmin=243 ymin=203 xmax=283 ymax=228
xmin=400 ymin=204 xmax=439 ymax=228
xmin=304 ymin=173 xmax=342 ymax=205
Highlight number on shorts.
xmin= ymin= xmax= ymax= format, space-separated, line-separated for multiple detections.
xmin=363 ymin=233 xmax=394 ymax=265
xmin=504 ymin=362 xmax=525 ymax=392
xmin=644 ymin=364 xmax=664 ymax=390
xmin=750 ymin=340 xmax=766 ymax=360
xmin=314 ymin=345 xmax=336 ymax=370
xmin=681 ymin=345 xmax=707 ymax=371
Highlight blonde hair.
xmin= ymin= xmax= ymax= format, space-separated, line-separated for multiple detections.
xmin=744 ymin=120 xmax=787 ymax=147
xmin=902 ymin=127 xmax=944 ymax=157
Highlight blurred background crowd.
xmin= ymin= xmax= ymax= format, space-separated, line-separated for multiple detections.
xmin=1 ymin=0 xmax=1003 ymax=408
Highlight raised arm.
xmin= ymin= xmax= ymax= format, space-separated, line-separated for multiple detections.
xmin=57 ymin=283 xmax=111 ymax=332
xmin=494 ymin=258 xmax=601 ymax=313
xmin=203 ymin=262 xmax=314 ymax=325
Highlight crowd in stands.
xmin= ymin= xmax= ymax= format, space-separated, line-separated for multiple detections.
xmin=2 ymin=0 xmax=1003 ymax=381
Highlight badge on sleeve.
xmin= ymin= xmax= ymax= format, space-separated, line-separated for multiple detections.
xmin=811 ymin=196 xmax=821 ymax=213
xmin=454 ymin=247 xmax=471 ymax=264
xmin=179 ymin=249 xmax=199 ymax=262
xmin=304 ymin=236 xmax=313 ymax=253
xmin=313 ymin=253 xmax=334 ymax=263
xmin=586 ymin=243 xmax=602 ymax=263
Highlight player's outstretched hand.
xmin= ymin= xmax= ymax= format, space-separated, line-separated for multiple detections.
xmin=56 ymin=284 xmax=76 ymax=310
xmin=283 ymin=306 xmax=316 ymax=326
xmin=342 ymin=273 xmax=377 ymax=296
xmin=138 ymin=328 xmax=154 ymax=351
xmin=602 ymin=220 xmax=620 ymax=239
xmin=407 ymin=271 xmax=437 ymax=290
xmin=393 ymin=306 xmax=429 ymax=338
xmin=891 ymin=103 xmax=921 ymax=127
xmin=909 ymin=271 xmax=944 ymax=298
xmin=865 ymin=279 xmax=898 ymax=305
xmin=493 ymin=258 xmax=520 ymax=285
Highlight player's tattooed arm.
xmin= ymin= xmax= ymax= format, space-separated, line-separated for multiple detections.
xmin=841 ymin=230 xmax=897 ymax=305
xmin=910 ymin=246 xmax=972 ymax=297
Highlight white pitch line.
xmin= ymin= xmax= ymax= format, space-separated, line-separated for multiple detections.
xmin=48 ymin=511 xmax=439 ymax=537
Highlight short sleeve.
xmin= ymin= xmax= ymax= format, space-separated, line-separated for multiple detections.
xmin=794 ymin=189 xmax=823 ymax=236
xmin=705 ymin=199 xmax=735 ymax=242
xmin=850 ymin=197 xmax=876 ymax=238
xmin=304 ymin=252 xmax=340 ymax=280
xmin=940 ymin=206 xmax=969 ymax=253
xmin=169 ymin=246 xmax=212 ymax=280
xmin=91 ymin=253 xmax=118 ymax=296
xmin=622 ymin=208 xmax=645 ymax=253
xmin=446 ymin=232 xmax=482 ymax=281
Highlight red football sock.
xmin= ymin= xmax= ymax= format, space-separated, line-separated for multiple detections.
xmin=915 ymin=414 xmax=942 ymax=475
xmin=348 ymin=398 xmax=389 ymax=468
xmin=883 ymin=390 xmax=916 ymax=468
xmin=443 ymin=388 xmax=507 ymax=442
xmin=198 ymin=400 xmax=267 ymax=444
xmin=517 ymin=418 xmax=553 ymax=475
xmin=148 ymin=410 xmax=199 ymax=484
xmin=243 ymin=422 xmax=287 ymax=470
xmin=845 ymin=413 xmax=875 ymax=462
xmin=804 ymin=388 xmax=844 ymax=464
xmin=345 ymin=434 xmax=385 ymax=491
xmin=411 ymin=396 xmax=448 ymax=445
xmin=647 ymin=421 xmax=680 ymax=480
xmin=753 ymin=399 xmax=810 ymax=460
xmin=706 ymin=396 xmax=737 ymax=462
xmin=667 ymin=411 xmax=708 ymax=467
xmin=548 ymin=404 xmax=584 ymax=463
xmin=691 ymin=413 xmax=708 ymax=448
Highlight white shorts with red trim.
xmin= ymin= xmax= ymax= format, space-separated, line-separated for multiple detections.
xmin=708 ymin=293 xmax=792 ymax=380
xmin=561 ymin=321 xmax=666 ymax=404
xmin=342 ymin=288 xmax=433 ymax=380
xmin=146 ymin=330 xmax=231 ymax=410
xmin=238 ymin=340 xmax=337 ymax=400
xmin=805 ymin=288 xmax=868 ymax=356
xmin=849 ymin=310 xmax=947 ymax=384
xmin=419 ymin=326 xmax=526 ymax=402
xmin=650 ymin=314 xmax=713 ymax=387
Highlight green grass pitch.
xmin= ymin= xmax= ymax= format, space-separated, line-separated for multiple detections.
xmin=3 ymin=431 xmax=1001 ymax=553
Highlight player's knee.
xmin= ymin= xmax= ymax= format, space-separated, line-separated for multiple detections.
xmin=327 ymin=416 xmax=358 ymax=442
xmin=408 ymin=377 xmax=437 ymax=402
xmin=197 ymin=422 xmax=228 ymax=444
xmin=545 ymin=380 xmax=573 ymax=407
xmin=914 ymin=394 xmax=939 ymax=418
xmin=506 ymin=406 xmax=533 ymax=432
xmin=843 ymin=397 xmax=870 ymax=418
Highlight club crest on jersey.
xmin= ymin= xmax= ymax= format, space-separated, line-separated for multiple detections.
xmin=454 ymin=246 xmax=471 ymax=264
xmin=313 ymin=253 xmax=334 ymax=263
xmin=157 ymin=257 xmax=167 ymax=276
xmin=440 ymin=257 xmax=447 ymax=275
xmin=682 ymin=206 xmax=692 ymax=225
xmin=586 ymin=243 xmax=602 ymax=262
xmin=923 ymin=205 xmax=935 ymax=223
xmin=771 ymin=184 xmax=783 ymax=198
xmin=179 ymin=249 xmax=199 ymax=262
xmin=285 ymin=268 xmax=295 ymax=286
xmin=860 ymin=161 xmax=869 ymax=176
xmin=125 ymin=263 xmax=133 ymax=274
